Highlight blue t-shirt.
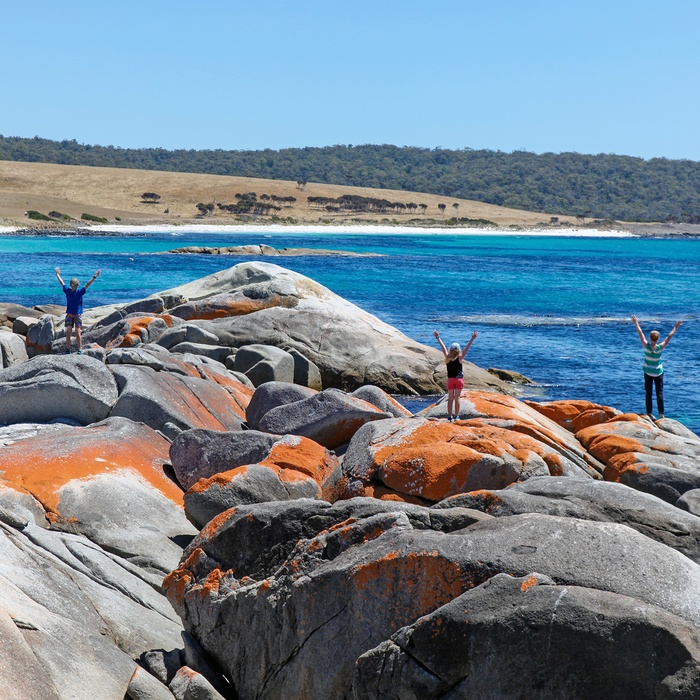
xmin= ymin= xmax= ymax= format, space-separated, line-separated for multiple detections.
xmin=63 ymin=285 xmax=87 ymax=315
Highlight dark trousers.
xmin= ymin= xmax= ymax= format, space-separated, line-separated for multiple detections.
xmin=644 ymin=373 xmax=664 ymax=416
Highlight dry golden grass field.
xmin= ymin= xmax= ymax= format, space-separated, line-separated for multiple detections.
xmin=0 ymin=159 xmax=576 ymax=228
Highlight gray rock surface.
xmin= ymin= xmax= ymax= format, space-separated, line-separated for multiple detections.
xmin=258 ymin=387 xmax=391 ymax=449
xmin=232 ymin=343 xmax=295 ymax=386
xmin=12 ymin=315 xmax=38 ymax=336
xmin=150 ymin=261 xmax=506 ymax=395
xmin=184 ymin=464 xmax=322 ymax=528
xmin=351 ymin=385 xmax=413 ymax=418
xmin=0 ymin=329 xmax=29 ymax=366
xmin=127 ymin=665 xmax=176 ymax=700
xmin=354 ymin=573 xmax=700 ymax=700
xmin=169 ymin=667 xmax=226 ymax=700
xmin=0 ymin=519 xmax=184 ymax=699
xmin=245 ymin=381 xmax=317 ymax=430
xmin=0 ymin=354 xmax=118 ymax=425
xmin=167 ymin=504 xmax=700 ymax=700
xmin=170 ymin=429 xmax=278 ymax=491
xmin=288 ymin=348 xmax=323 ymax=390
xmin=109 ymin=364 xmax=245 ymax=434
xmin=437 ymin=476 xmax=700 ymax=563
xmin=169 ymin=342 xmax=232 ymax=363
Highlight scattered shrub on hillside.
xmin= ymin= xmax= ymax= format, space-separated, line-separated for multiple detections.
xmin=141 ymin=192 xmax=161 ymax=203
xmin=446 ymin=217 xmax=496 ymax=227
xmin=48 ymin=210 xmax=73 ymax=220
xmin=27 ymin=210 xmax=51 ymax=221
xmin=81 ymin=213 xmax=108 ymax=223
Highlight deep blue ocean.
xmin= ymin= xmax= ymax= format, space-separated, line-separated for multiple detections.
xmin=2 ymin=230 xmax=699 ymax=433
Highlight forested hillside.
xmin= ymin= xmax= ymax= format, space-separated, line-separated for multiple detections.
xmin=2 ymin=135 xmax=699 ymax=222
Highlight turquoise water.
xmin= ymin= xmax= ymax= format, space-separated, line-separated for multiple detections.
xmin=3 ymin=231 xmax=699 ymax=432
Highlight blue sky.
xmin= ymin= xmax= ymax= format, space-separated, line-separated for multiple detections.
xmin=3 ymin=0 xmax=699 ymax=159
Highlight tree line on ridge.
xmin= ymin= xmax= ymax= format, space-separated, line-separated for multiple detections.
xmin=2 ymin=135 xmax=700 ymax=222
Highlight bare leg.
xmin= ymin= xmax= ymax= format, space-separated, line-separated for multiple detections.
xmin=447 ymin=393 xmax=455 ymax=418
xmin=75 ymin=325 xmax=82 ymax=351
xmin=65 ymin=326 xmax=73 ymax=352
xmin=448 ymin=389 xmax=461 ymax=418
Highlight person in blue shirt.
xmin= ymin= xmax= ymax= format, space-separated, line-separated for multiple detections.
xmin=55 ymin=267 xmax=101 ymax=353
xmin=631 ymin=314 xmax=682 ymax=419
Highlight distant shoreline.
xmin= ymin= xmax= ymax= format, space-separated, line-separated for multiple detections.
xmin=0 ymin=223 xmax=638 ymax=238
xmin=3 ymin=221 xmax=700 ymax=238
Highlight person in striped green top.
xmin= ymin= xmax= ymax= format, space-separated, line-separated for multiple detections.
xmin=631 ymin=315 xmax=683 ymax=419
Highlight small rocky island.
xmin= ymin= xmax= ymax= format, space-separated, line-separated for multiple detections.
xmin=0 ymin=262 xmax=699 ymax=698
xmin=165 ymin=243 xmax=382 ymax=257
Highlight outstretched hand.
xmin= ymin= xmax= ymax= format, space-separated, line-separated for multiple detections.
xmin=55 ymin=267 xmax=60 ymax=274
xmin=631 ymin=314 xmax=638 ymax=323
xmin=675 ymin=320 xmax=683 ymax=329
xmin=433 ymin=330 xmax=440 ymax=338
xmin=94 ymin=269 xmax=101 ymax=278
xmin=471 ymin=331 xmax=479 ymax=339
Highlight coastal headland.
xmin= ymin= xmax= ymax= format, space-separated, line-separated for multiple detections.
xmin=0 ymin=261 xmax=699 ymax=696
xmin=0 ymin=159 xmax=598 ymax=231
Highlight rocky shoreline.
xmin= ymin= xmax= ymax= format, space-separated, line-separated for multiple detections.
xmin=0 ymin=262 xmax=700 ymax=698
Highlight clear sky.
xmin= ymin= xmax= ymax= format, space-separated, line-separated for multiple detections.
xmin=3 ymin=0 xmax=699 ymax=160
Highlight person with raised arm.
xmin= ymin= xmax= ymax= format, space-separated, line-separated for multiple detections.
xmin=55 ymin=267 xmax=101 ymax=354
xmin=433 ymin=329 xmax=478 ymax=421
xmin=631 ymin=315 xmax=682 ymax=419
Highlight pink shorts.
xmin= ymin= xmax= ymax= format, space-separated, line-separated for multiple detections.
xmin=447 ymin=377 xmax=464 ymax=391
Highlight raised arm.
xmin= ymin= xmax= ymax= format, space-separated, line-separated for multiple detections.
xmin=84 ymin=269 xmax=101 ymax=289
xmin=460 ymin=331 xmax=478 ymax=360
xmin=631 ymin=315 xmax=647 ymax=347
xmin=661 ymin=320 xmax=682 ymax=349
xmin=55 ymin=267 xmax=65 ymax=287
xmin=433 ymin=330 xmax=448 ymax=357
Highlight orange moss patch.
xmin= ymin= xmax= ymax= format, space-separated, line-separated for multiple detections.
xmin=0 ymin=422 xmax=179 ymax=514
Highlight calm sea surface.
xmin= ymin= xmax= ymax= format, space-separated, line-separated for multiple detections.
xmin=2 ymin=230 xmax=699 ymax=433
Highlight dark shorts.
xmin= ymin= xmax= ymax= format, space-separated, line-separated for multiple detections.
xmin=447 ymin=377 xmax=464 ymax=391
xmin=65 ymin=313 xmax=82 ymax=328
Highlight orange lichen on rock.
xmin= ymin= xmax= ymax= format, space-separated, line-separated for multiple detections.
xmin=380 ymin=443 xmax=488 ymax=501
xmin=197 ymin=508 xmax=237 ymax=544
xmin=173 ymin=294 xmax=293 ymax=321
xmin=520 ymin=575 xmax=539 ymax=592
xmin=603 ymin=452 xmax=651 ymax=482
xmin=576 ymin=430 xmax=643 ymax=463
xmin=352 ymin=550 xmax=468 ymax=621
xmin=107 ymin=314 xmax=177 ymax=349
xmin=163 ymin=566 xmax=194 ymax=606
xmin=525 ymin=399 xmax=617 ymax=432
xmin=197 ymin=366 xmax=254 ymax=417
xmin=262 ymin=435 xmax=339 ymax=484
xmin=0 ymin=422 xmax=180 ymax=514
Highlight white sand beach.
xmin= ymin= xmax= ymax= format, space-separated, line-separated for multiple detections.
xmin=0 ymin=223 xmax=635 ymax=237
